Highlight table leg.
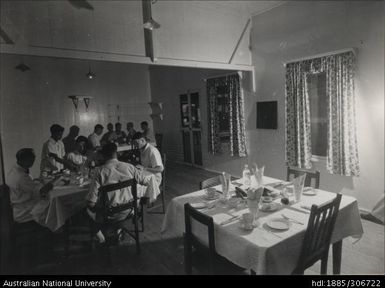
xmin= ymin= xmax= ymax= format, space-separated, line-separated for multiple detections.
xmin=332 ymin=240 xmax=342 ymax=274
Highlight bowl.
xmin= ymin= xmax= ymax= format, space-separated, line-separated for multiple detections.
xmin=261 ymin=196 xmax=273 ymax=203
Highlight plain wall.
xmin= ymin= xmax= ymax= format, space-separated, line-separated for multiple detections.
xmin=249 ymin=1 xmax=384 ymax=211
xmin=0 ymin=54 xmax=152 ymax=178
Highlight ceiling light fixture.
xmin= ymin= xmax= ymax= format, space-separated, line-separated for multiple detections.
xmin=86 ymin=64 xmax=95 ymax=79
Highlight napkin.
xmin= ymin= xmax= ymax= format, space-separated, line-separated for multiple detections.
xmin=292 ymin=174 xmax=306 ymax=195
xmin=220 ymin=172 xmax=231 ymax=197
xmin=251 ymin=164 xmax=264 ymax=188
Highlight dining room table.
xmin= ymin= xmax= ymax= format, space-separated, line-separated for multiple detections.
xmin=161 ymin=175 xmax=364 ymax=275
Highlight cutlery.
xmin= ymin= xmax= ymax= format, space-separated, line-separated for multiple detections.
xmin=215 ymin=189 xmax=223 ymax=194
xmin=281 ymin=213 xmax=304 ymax=225
xmin=220 ymin=215 xmax=241 ymax=225
xmin=258 ymin=227 xmax=283 ymax=238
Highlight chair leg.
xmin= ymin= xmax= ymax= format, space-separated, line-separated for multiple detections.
xmin=161 ymin=190 xmax=165 ymax=214
xmin=140 ymin=201 xmax=145 ymax=232
xmin=133 ymin=206 xmax=140 ymax=255
xmin=321 ymin=251 xmax=329 ymax=275
xmin=184 ymin=236 xmax=192 ymax=275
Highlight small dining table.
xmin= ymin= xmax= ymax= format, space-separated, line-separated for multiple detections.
xmin=161 ymin=176 xmax=364 ymax=275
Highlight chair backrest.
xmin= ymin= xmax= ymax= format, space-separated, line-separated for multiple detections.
xmin=287 ymin=167 xmax=320 ymax=189
xmin=199 ymin=176 xmax=221 ymax=190
xmin=98 ymin=179 xmax=138 ymax=222
xmin=161 ymin=153 xmax=166 ymax=191
xmin=295 ymin=193 xmax=342 ymax=273
xmin=0 ymin=185 xmax=14 ymax=273
xmin=155 ymin=133 xmax=163 ymax=154
xmin=184 ymin=203 xmax=216 ymax=274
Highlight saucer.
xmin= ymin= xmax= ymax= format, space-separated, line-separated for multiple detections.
xmin=303 ymin=187 xmax=317 ymax=196
xmin=266 ymin=218 xmax=291 ymax=230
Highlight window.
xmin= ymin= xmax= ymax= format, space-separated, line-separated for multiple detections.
xmin=307 ymin=72 xmax=327 ymax=158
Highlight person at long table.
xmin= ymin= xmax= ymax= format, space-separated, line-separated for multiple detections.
xmin=8 ymin=148 xmax=59 ymax=267
xmin=40 ymin=124 xmax=66 ymax=174
xmin=85 ymin=142 xmax=160 ymax=244
xmin=132 ymin=132 xmax=163 ymax=186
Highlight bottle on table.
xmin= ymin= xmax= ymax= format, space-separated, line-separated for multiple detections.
xmin=242 ymin=164 xmax=251 ymax=187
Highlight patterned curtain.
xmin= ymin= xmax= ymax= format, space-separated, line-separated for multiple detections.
xmin=324 ymin=52 xmax=359 ymax=176
xmin=285 ymin=51 xmax=359 ymax=176
xmin=228 ymin=74 xmax=247 ymax=157
xmin=207 ymin=77 xmax=224 ymax=154
xmin=207 ymin=74 xmax=247 ymax=157
xmin=285 ymin=62 xmax=312 ymax=169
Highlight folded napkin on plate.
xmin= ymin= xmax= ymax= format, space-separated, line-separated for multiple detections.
xmin=251 ymin=163 xmax=264 ymax=188
xmin=247 ymin=186 xmax=263 ymax=202
xmin=292 ymin=174 xmax=306 ymax=194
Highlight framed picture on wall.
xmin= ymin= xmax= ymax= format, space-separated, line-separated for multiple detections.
xmin=256 ymin=101 xmax=278 ymax=129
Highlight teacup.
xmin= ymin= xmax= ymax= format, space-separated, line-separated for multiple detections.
xmin=205 ymin=188 xmax=216 ymax=199
xmin=242 ymin=213 xmax=254 ymax=229
xmin=228 ymin=197 xmax=239 ymax=209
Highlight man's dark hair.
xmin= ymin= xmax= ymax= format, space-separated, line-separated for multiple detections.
xmin=94 ymin=124 xmax=104 ymax=131
xmin=16 ymin=148 xmax=35 ymax=162
xmin=132 ymin=132 xmax=145 ymax=141
xmin=100 ymin=142 xmax=117 ymax=159
xmin=69 ymin=125 xmax=80 ymax=134
xmin=141 ymin=121 xmax=148 ymax=127
xmin=115 ymin=122 xmax=122 ymax=129
xmin=76 ymin=136 xmax=88 ymax=144
xmin=50 ymin=124 xmax=64 ymax=134
xmin=107 ymin=123 xmax=113 ymax=128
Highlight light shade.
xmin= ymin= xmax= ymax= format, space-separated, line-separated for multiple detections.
xmin=143 ymin=18 xmax=160 ymax=30
xmin=86 ymin=65 xmax=95 ymax=79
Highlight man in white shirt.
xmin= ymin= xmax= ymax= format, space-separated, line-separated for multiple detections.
xmin=88 ymin=124 xmax=104 ymax=150
xmin=140 ymin=121 xmax=155 ymax=143
xmin=132 ymin=132 xmax=163 ymax=185
xmin=85 ymin=142 xmax=160 ymax=243
xmin=40 ymin=124 xmax=66 ymax=173
xmin=8 ymin=148 xmax=55 ymax=223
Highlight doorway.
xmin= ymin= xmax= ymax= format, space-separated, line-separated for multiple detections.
xmin=180 ymin=91 xmax=202 ymax=166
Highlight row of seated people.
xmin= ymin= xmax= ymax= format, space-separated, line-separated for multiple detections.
xmin=6 ymin=123 xmax=163 ymax=269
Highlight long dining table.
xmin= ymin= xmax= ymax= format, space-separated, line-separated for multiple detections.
xmin=161 ymin=175 xmax=364 ymax=275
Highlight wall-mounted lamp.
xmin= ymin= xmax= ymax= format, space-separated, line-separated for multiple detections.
xmin=143 ymin=17 xmax=160 ymax=30
xmin=68 ymin=95 xmax=93 ymax=111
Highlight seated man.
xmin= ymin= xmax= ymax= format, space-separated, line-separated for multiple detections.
xmin=7 ymin=148 xmax=58 ymax=268
xmin=100 ymin=123 xmax=117 ymax=146
xmin=126 ymin=122 xmax=136 ymax=144
xmin=140 ymin=121 xmax=155 ymax=143
xmin=132 ymin=132 xmax=164 ymax=185
xmin=85 ymin=142 xmax=160 ymax=243
xmin=88 ymin=124 xmax=104 ymax=151
xmin=62 ymin=125 xmax=80 ymax=154
xmin=40 ymin=124 xmax=66 ymax=174
xmin=114 ymin=122 xmax=127 ymax=145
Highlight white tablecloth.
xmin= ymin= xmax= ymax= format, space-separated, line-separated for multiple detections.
xmin=161 ymin=176 xmax=363 ymax=274
xmin=31 ymin=173 xmax=159 ymax=231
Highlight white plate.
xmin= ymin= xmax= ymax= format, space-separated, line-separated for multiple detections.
xmin=260 ymin=202 xmax=281 ymax=212
xmin=266 ymin=218 xmax=291 ymax=230
xmin=190 ymin=202 xmax=207 ymax=209
xmin=303 ymin=188 xmax=317 ymax=196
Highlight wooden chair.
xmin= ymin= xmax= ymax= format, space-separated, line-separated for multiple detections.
xmin=0 ymin=185 xmax=50 ymax=273
xmin=199 ymin=176 xmax=221 ymax=190
xmin=292 ymin=193 xmax=342 ymax=275
xmin=155 ymin=133 xmax=163 ymax=155
xmin=92 ymin=179 xmax=141 ymax=264
xmin=287 ymin=166 xmax=320 ymax=189
xmin=147 ymin=153 xmax=166 ymax=214
xmin=184 ymin=203 xmax=246 ymax=275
